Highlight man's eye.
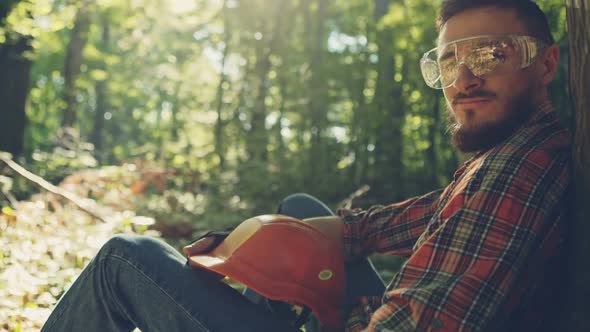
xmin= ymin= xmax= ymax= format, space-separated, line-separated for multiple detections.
xmin=439 ymin=58 xmax=455 ymax=72
xmin=490 ymin=49 xmax=506 ymax=62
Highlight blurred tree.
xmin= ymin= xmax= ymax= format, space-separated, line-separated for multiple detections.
xmin=90 ymin=14 xmax=111 ymax=161
xmin=0 ymin=0 xmax=31 ymax=157
xmin=371 ymin=0 xmax=404 ymax=201
xmin=213 ymin=0 xmax=231 ymax=171
xmin=305 ymin=0 xmax=329 ymax=190
xmin=62 ymin=2 xmax=92 ymax=127
xmin=0 ymin=2 xmax=17 ymax=20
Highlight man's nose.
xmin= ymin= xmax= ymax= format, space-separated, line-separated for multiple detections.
xmin=452 ymin=63 xmax=483 ymax=93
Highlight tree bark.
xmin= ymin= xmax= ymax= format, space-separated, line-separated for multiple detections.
xmin=62 ymin=3 xmax=92 ymax=128
xmin=564 ymin=0 xmax=590 ymax=330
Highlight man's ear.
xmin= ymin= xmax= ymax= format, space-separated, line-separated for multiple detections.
xmin=539 ymin=44 xmax=560 ymax=85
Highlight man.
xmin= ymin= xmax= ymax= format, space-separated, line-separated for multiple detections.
xmin=42 ymin=0 xmax=570 ymax=331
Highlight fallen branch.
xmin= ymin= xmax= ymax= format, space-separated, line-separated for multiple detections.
xmin=339 ymin=185 xmax=371 ymax=209
xmin=0 ymin=154 xmax=107 ymax=223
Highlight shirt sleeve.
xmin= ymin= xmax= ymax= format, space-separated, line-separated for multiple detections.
xmin=363 ymin=150 xmax=570 ymax=332
xmin=338 ymin=189 xmax=443 ymax=262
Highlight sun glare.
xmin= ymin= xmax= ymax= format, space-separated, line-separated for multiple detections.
xmin=170 ymin=0 xmax=197 ymax=14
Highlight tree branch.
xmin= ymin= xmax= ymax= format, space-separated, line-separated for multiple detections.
xmin=0 ymin=154 xmax=107 ymax=223
xmin=339 ymin=185 xmax=371 ymax=209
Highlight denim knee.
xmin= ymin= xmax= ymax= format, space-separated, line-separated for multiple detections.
xmin=99 ymin=234 xmax=143 ymax=258
xmin=277 ymin=193 xmax=333 ymax=219
xmin=280 ymin=193 xmax=318 ymax=206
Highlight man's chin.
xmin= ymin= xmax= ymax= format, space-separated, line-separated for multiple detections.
xmin=447 ymin=101 xmax=536 ymax=153
xmin=451 ymin=125 xmax=501 ymax=153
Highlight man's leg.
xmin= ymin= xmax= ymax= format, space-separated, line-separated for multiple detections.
xmin=41 ymin=234 xmax=299 ymax=332
xmin=277 ymin=192 xmax=335 ymax=219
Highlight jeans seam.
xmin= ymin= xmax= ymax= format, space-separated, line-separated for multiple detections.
xmin=42 ymin=257 xmax=105 ymax=330
xmin=105 ymin=253 xmax=211 ymax=332
xmin=42 ymin=257 xmax=100 ymax=331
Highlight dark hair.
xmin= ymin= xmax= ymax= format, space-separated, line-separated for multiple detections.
xmin=437 ymin=0 xmax=555 ymax=44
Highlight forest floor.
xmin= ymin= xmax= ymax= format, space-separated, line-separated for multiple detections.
xmin=0 ymin=164 xmax=168 ymax=332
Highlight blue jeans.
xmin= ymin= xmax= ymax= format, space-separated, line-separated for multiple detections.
xmin=41 ymin=194 xmax=384 ymax=332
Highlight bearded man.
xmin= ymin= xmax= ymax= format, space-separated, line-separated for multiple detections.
xmin=333 ymin=1 xmax=571 ymax=330
xmin=42 ymin=1 xmax=571 ymax=331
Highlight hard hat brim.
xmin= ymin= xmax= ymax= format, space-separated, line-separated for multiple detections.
xmin=188 ymin=214 xmax=345 ymax=329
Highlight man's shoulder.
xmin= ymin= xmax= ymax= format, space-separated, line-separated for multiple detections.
xmin=482 ymin=110 xmax=571 ymax=173
xmin=511 ymin=109 xmax=570 ymax=148
xmin=458 ymin=111 xmax=572 ymax=198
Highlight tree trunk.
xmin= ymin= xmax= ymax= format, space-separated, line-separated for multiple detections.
xmin=305 ymin=0 xmax=328 ymax=190
xmin=564 ymin=0 xmax=590 ymax=330
xmin=0 ymin=37 xmax=32 ymax=157
xmin=246 ymin=33 xmax=270 ymax=163
xmin=0 ymin=1 xmax=18 ymax=21
xmin=372 ymin=0 xmax=405 ymax=200
xmin=246 ymin=0 xmax=286 ymax=163
xmin=0 ymin=1 xmax=31 ymax=158
xmin=62 ymin=3 xmax=91 ymax=128
xmin=214 ymin=0 xmax=231 ymax=171
xmin=91 ymin=18 xmax=110 ymax=162
xmin=275 ymin=75 xmax=288 ymax=165
xmin=170 ymin=81 xmax=182 ymax=142
xmin=348 ymin=64 xmax=369 ymax=186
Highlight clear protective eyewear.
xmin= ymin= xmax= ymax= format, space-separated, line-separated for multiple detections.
xmin=420 ymin=34 xmax=548 ymax=89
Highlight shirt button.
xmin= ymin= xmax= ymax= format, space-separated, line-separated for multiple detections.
xmin=431 ymin=318 xmax=443 ymax=330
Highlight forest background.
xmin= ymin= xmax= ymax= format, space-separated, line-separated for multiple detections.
xmin=0 ymin=0 xmax=584 ymax=331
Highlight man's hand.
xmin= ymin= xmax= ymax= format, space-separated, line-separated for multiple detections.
xmin=182 ymin=236 xmax=218 ymax=257
xmin=183 ymin=231 xmax=230 ymax=279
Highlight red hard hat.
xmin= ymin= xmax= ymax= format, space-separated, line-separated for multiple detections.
xmin=188 ymin=214 xmax=346 ymax=329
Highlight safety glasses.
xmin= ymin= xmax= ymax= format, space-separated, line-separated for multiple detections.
xmin=420 ymin=34 xmax=548 ymax=89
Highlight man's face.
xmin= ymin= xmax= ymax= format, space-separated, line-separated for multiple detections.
xmin=439 ymin=7 xmax=545 ymax=152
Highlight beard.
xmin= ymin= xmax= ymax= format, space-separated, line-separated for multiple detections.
xmin=447 ymin=87 xmax=537 ymax=153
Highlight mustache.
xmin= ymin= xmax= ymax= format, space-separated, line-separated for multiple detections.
xmin=452 ymin=90 xmax=496 ymax=104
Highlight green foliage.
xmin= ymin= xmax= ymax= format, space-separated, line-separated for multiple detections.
xmin=0 ymin=1 xmax=572 ymax=321
xmin=0 ymin=0 xmax=570 ymax=231
xmin=3 ymin=0 xmax=570 ymax=191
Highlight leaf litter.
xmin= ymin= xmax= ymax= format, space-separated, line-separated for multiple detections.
xmin=0 ymin=164 xmax=160 ymax=331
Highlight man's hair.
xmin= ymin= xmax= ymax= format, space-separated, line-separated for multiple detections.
xmin=437 ymin=0 xmax=555 ymax=44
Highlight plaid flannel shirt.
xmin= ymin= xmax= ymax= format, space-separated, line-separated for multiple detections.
xmin=339 ymin=104 xmax=571 ymax=332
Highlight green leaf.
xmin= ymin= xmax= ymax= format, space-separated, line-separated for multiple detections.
xmin=89 ymin=69 xmax=108 ymax=81
xmin=2 ymin=206 xmax=15 ymax=217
